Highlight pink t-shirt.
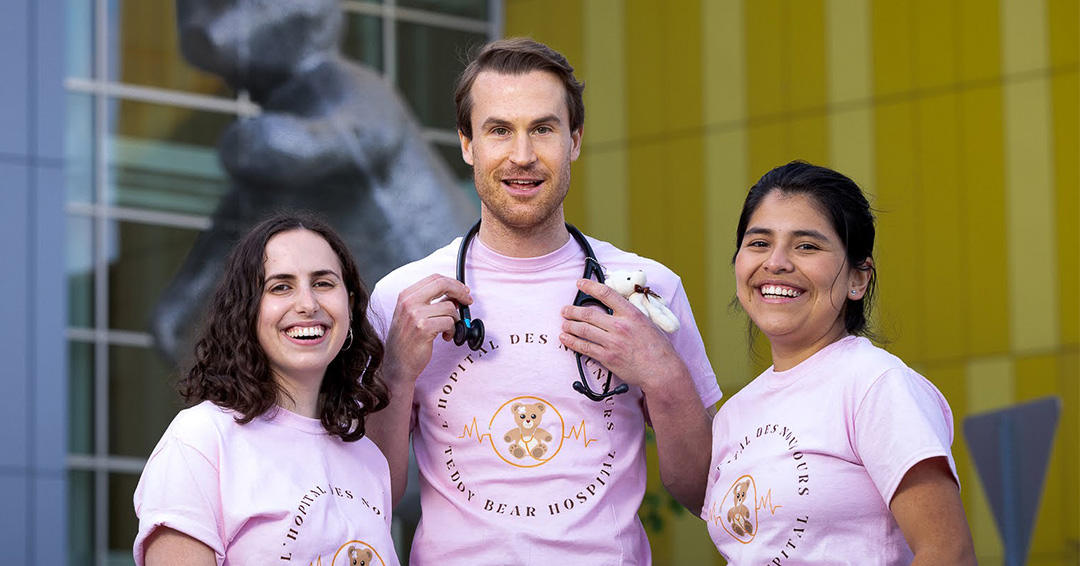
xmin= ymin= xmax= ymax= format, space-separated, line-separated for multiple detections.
xmin=702 ymin=336 xmax=958 ymax=565
xmin=370 ymin=235 xmax=722 ymax=565
xmin=133 ymin=401 xmax=400 ymax=566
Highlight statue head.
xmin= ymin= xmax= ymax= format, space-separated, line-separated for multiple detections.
xmin=176 ymin=0 xmax=343 ymax=93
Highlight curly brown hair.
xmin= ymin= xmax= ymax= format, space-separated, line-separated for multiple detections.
xmin=178 ymin=212 xmax=390 ymax=441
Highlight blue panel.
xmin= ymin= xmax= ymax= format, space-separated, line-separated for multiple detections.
xmin=0 ymin=164 xmax=30 ymax=469
xmin=0 ymin=0 xmax=30 ymax=158
xmin=31 ymin=473 xmax=66 ymax=566
xmin=33 ymin=165 xmax=67 ymax=471
xmin=35 ymin=0 xmax=65 ymax=162
xmin=0 ymin=473 xmax=29 ymax=562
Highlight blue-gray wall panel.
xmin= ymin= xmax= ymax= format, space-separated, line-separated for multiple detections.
xmin=0 ymin=473 xmax=30 ymax=562
xmin=31 ymin=473 xmax=66 ymax=564
xmin=0 ymin=0 xmax=30 ymax=158
xmin=0 ymin=164 xmax=31 ymax=470
xmin=35 ymin=0 xmax=65 ymax=162
xmin=33 ymin=166 xmax=67 ymax=472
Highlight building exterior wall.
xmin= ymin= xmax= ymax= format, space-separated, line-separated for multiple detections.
xmin=0 ymin=0 xmax=68 ymax=563
xmin=504 ymin=0 xmax=1079 ymax=564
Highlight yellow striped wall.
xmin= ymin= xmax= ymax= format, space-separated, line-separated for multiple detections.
xmin=505 ymin=0 xmax=1078 ymax=564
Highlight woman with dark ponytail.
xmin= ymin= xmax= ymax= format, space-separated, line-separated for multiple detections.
xmin=702 ymin=161 xmax=975 ymax=565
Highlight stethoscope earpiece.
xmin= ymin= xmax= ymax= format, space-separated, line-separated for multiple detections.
xmin=454 ymin=219 xmax=630 ymax=401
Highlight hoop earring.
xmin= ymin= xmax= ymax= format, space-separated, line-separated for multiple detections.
xmin=341 ymin=327 xmax=354 ymax=351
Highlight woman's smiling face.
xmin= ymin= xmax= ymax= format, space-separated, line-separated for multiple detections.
xmin=735 ymin=191 xmax=867 ymax=368
xmin=256 ymin=229 xmax=351 ymax=387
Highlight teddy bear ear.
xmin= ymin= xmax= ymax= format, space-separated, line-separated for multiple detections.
xmin=512 ymin=403 xmax=523 ymax=412
xmin=536 ymin=403 xmax=546 ymax=412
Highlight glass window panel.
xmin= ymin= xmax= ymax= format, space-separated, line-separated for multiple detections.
xmin=399 ymin=0 xmax=489 ymax=20
xmin=108 ymin=221 xmax=201 ymax=334
xmin=432 ymin=141 xmax=475 ymax=183
xmin=108 ymin=345 xmax=182 ymax=458
xmin=342 ymin=13 xmax=384 ymax=71
xmin=109 ymin=0 xmax=230 ymax=95
xmin=396 ymin=22 xmax=486 ymax=131
xmin=68 ymin=470 xmax=95 ymax=566
xmin=69 ymin=341 xmax=95 ymax=455
xmin=108 ymin=473 xmax=141 ymax=561
xmin=107 ymin=99 xmax=232 ymax=216
xmin=67 ymin=215 xmax=95 ymax=328
xmin=66 ymin=93 xmax=95 ymax=204
xmin=66 ymin=0 xmax=94 ymax=79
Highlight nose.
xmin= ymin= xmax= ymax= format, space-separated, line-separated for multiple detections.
xmin=293 ymin=285 xmax=320 ymax=314
xmin=509 ymin=134 xmax=537 ymax=167
xmin=763 ymin=247 xmax=793 ymax=273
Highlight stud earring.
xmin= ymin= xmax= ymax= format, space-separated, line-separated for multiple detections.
xmin=850 ymin=290 xmax=858 ymax=296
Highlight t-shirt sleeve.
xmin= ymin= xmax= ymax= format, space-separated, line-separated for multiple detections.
xmin=853 ymin=367 xmax=959 ymax=505
xmin=132 ymin=436 xmax=226 ymax=566
xmin=665 ymin=279 xmax=723 ymax=408
xmin=368 ymin=279 xmax=396 ymax=342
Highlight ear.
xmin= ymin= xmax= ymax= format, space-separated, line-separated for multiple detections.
xmin=535 ymin=403 xmax=545 ymax=413
xmin=848 ymin=257 xmax=874 ymax=300
xmin=569 ymin=127 xmax=583 ymax=162
xmin=349 ymin=291 xmax=355 ymax=312
xmin=512 ymin=403 xmax=523 ymax=413
xmin=459 ymin=130 xmax=474 ymax=166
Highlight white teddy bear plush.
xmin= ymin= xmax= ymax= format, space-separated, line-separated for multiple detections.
xmin=604 ymin=269 xmax=680 ymax=333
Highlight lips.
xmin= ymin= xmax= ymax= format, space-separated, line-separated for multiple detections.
xmin=501 ymin=178 xmax=543 ymax=191
xmin=283 ymin=324 xmax=328 ymax=341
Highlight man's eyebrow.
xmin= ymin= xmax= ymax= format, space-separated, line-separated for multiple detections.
xmin=479 ymin=114 xmax=564 ymax=130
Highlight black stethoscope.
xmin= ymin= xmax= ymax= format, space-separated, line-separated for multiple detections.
xmin=453 ymin=219 xmax=629 ymax=402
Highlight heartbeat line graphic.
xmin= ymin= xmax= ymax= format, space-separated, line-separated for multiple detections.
xmin=563 ymin=420 xmax=599 ymax=447
xmin=756 ymin=490 xmax=782 ymax=515
xmin=458 ymin=417 xmax=494 ymax=446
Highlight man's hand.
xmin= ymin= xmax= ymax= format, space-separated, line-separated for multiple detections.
xmin=383 ymin=274 xmax=472 ymax=385
xmin=558 ymin=278 xmax=684 ymax=393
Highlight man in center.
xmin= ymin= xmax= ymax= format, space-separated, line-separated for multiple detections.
xmin=367 ymin=37 xmax=722 ymax=564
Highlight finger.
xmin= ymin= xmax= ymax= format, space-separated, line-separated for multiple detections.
xmin=558 ymin=330 xmax=604 ymax=359
xmin=575 ymin=278 xmax=631 ymax=314
xmin=400 ymin=274 xmax=472 ymax=307
xmin=561 ymin=319 xmax=608 ymax=346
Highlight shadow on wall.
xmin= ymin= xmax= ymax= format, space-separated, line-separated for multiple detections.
xmin=151 ymin=0 xmax=477 ymax=363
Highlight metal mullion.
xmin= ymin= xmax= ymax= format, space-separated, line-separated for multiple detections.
xmin=67 ymin=327 xmax=155 ymax=349
xmin=67 ymin=454 xmax=147 ymax=475
xmin=66 ymin=202 xmax=212 ymax=231
xmin=342 ymin=0 xmax=490 ymax=35
xmin=489 ymin=0 xmax=504 ymax=39
xmin=92 ymin=0 xmax=110 ymax=563
xmin=383 ymin=0 xmax=396 ymax=85
xmin=64 ymin=77 xmax=259 ymax=117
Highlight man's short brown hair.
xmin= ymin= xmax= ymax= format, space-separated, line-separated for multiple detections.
xmin=454 ymin=37 xmax=585 ymax=139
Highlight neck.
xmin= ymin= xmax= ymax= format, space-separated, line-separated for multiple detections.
xmin=476 ymin=210 xmax=570 ymax=258
xmin=272 ymin=370 xmax=324 ymax=418
xmin=769 ymin=322 xmax=850 ymax=372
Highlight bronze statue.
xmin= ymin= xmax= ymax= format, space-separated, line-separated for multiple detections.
xmin=153 ymin=0 xmax=477 ymax=362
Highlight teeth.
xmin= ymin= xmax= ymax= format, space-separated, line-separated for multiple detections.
xmin=507 ymin=180 xmax=539 ymax=185
xmin=761 ymin=285 xmax=801 ymax=298
xmin=286 ymin=326 xmax=325 ymax=339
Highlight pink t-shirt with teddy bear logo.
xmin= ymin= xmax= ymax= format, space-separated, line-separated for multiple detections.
xmin=702 ymin=335 xmax=958 ymax=565
xmin=370 ymin=235 xmax=722 ymax=566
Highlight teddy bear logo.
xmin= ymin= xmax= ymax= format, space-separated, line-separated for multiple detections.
xmin=727 ymin=478 xmax=754 ymax=537
xmin=503 ymin=402 xmax=554 ymax=460
xmin=348 ymin=545 xmax=373 ymax=566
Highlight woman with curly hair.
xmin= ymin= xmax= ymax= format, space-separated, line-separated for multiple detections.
xmin=133 ymin=213 xmax=398 ymax=565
